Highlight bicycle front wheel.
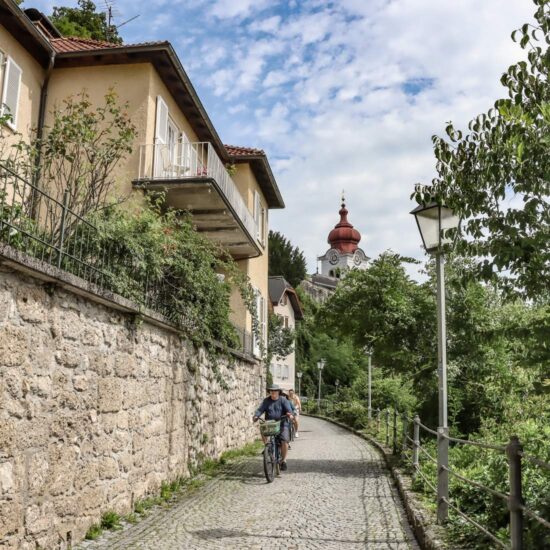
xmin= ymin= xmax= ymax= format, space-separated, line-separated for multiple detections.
xmin=263 ymin=443 xmax=275 ymax=483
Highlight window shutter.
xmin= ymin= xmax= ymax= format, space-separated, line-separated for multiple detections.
xmin=254 ymin=191 xmax=261 ymax=239
xmin=154 ymin=96 xmax=169 ymax=177
xmin=252 ymin=288 xmax=261 ymax=357
xmin=155 ymin=96 xmax=169 ymax=145
xmin=1 ymin=58 xmax=22 ymax=129
xmin=261 ymin=294 xmax=266 ymax=347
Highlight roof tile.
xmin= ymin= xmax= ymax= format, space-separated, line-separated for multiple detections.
xmin=225 ymin=144 xmax=265 ymax=157
xmin=51 ymin=37 xmax=166 ymax=53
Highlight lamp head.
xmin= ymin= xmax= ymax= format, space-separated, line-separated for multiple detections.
xmin=410 ymin=201 xmax=459 ymax=253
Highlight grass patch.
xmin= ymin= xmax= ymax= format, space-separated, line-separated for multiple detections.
xmin=219 ymin=440 xmax=263 ymax=464
xmin=125 ymin=513 xmax=138 ymax=524
xmin=134 ymin=496 xmax=161 ymax=515
xmin=84 ymin=523 xmax=102 ymax=540
xmin=100 ymin=510 xmax=121 ymax=530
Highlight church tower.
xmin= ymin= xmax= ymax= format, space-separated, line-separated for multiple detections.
xmin=318 ymin=194 xmax=369 ymax=279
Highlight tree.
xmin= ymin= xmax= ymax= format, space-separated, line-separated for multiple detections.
xmin=266 ymin=313 xmax=295 ymax=367
xmin=51 ymin=0 xmax=122 ymax=44
xmin=268 ymin=230 xmax=307 ymax=288
xmin=413 ymin=0 xmax=550 ymax=300
xmin=318 ymin=252 xmax=435 ymax=376
xmin=1 ymin=90 xmax=136 ymax=243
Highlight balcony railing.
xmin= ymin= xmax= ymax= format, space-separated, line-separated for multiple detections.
xmin=138 ymin=141 xmax=258 ymax=243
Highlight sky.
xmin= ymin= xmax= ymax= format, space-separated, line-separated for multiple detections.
xmin=29 ymin=0 xmax=536 ymax=275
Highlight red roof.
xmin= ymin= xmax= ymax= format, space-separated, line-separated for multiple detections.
xmin=225 ymin=144 xmax=265 ymax=157
xmin=51 ymin=37 xmax=165 ymax=53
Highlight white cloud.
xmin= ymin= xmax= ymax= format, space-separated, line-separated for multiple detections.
xmin=27 ymin=0 xmax=537 ymax=277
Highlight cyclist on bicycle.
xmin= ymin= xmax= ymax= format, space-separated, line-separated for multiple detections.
xmin=288 ymin=389 xmax=301 ymax=437
xmin=253 ymin=384 xmax=294 ymax=471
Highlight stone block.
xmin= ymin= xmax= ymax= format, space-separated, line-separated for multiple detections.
xmin=0 ymin=289 xmax=15 ymax=323
xmin=0 ymin=326 xmax=29 ymax=367
xmin=0 ymin=499 xmax=23 ymax=539
xmin=0 ymin=461 xmax=14 ymax=495
xmin=74 ymin=462 xmax=99 ymax=491
xmin=16 ymin=419 xmax=49 ymax=451
xmin=98 ymin=378 xmax=123 ymax=413
xmin=98 ymin=457 xmax=119 ymax=480
xmin=16 ymin=286 xmax=48 ymax=324
xmin=54 ymin=343 xmax=83 ymax=369
xmin=114 ymin=353 xmax=135 ymax=378
xmin=0 ymin=419 xmax=17 ymax=458
xmin=26 ymin=451 xmax=49 ymax=493
xmin=78 ymin=486 xmax=104 ymax=512
xmin=25 ymin=502 xmax=54 ymax=535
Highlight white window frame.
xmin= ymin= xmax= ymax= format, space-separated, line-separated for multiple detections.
xmin=1 ymin=56 xmax=22 ymax=131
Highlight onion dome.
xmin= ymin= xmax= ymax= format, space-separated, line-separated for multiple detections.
xmin=327 ymin=194 xmax=361 ymax=253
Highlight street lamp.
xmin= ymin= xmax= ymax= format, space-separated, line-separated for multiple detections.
xmin=411 ymin=201 xmax=459 ymax=524
xmin=335 ymin=379 xmax=340 ymax=398
xmin=317 ymin=359 xmax=325 ymax=408
xmin=363 ymin=347 xmax=373 ymax=419
xmin=296 ymin=371 xmax=303 ymax=399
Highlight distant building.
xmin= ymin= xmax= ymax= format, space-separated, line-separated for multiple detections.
xmin=268 ymin=276 xmax=303 ymax=391
xmin=301 ymin=195 xmax=368 ymax=302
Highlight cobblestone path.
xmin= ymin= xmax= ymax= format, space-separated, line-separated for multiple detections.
xmin=79 ymin=416 xmax=419 ymax=549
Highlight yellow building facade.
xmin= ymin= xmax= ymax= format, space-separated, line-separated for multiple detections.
xmin=0 ymin=0 xmax=284 ymax=359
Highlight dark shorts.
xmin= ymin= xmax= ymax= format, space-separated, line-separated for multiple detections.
xmin=278 ymin=421 xmax=290 ymax=442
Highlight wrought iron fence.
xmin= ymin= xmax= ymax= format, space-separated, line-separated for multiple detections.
xmin=0 ymin=162 xmax=253 ymax=357
xmin=305 ymin=399 xmax=549 ymax=550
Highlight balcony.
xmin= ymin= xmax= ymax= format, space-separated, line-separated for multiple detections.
xmin=135 ymin=141 xmax=260 ymax=259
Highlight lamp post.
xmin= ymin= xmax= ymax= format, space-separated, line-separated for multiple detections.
xmin=335 ymin=379 xmax=340 ymax=399
xmin=296 ymin=371 xmax=303 ymax=399
xmin=411 ymin=201 xmax=459 ymax=524
xmin=317 ymin=359 xmax=325 ymax=408
xmin=364 ymin=347 xmax=373 ymax=419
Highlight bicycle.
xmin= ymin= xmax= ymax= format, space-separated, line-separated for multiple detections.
xmin=289 ymin=415 xmax=296 ymax=443
xmin=259 ymin=419 xmax=282 ymax=482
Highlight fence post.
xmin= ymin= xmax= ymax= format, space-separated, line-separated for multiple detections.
xmin=437 ymin=426 xmax=449 ymax=523
xmin=57 ymin=190 xmax=69 ymax=269
xmin=376 ymin=408 xmax=381 ymax=435
xmin=412 ymin=416 xmax=420 ymax=474
xmin=385 ymin=409 xmax=390 ymax=447
xmin=402 ymin=414 xmax=408 ymax=453
xmin=507 ymin=435 xmax=524 ymax=550
xmin=392 ymin=407 xmax=398 ymax=454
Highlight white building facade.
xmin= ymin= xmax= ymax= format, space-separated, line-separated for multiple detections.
xmin=268 ymin=276 xmax=303 ymax=391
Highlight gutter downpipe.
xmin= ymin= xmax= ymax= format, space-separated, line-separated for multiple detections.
xmin=31 ymin=50 xmax=55 ymax=218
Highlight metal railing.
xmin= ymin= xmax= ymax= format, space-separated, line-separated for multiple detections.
xmin=373 ymin=407 xmax=550 ymax=550
xmin=303 ymin=399 xmax=549 ymax=549
xmin=0 ymin=163 xmax=253 ymax=358
xmin=137 ymin=141 xmax=258 ymax=243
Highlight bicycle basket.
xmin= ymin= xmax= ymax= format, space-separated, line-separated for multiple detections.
xmin=260 ymin=420 xmax=281 ymax=436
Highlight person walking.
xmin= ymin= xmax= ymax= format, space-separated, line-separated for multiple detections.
xmin=288 ymin=388 xmax=302 ymax=437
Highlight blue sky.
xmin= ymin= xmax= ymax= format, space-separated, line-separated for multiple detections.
xmin=29 ymin=0 xmax=535 ymax=275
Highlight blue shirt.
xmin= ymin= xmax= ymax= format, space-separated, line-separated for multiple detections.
xmin=254 ymin=396 xmax=293 ymax=421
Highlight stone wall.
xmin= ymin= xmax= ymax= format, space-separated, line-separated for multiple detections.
xmin=0 ymin=265 xmax=262 ymax=549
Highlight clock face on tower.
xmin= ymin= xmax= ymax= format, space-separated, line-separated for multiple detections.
xmin=328 ymin=250 xmax=339 ymax=265
xmin=353 ymin=250 xmax=364 ymax=265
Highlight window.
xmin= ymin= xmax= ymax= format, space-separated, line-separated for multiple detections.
xmin=276 ymin=364 xmax=282 ymax=378
xmin=284 ymin=365 xmax=289 ymax=380
xmin=1 ymin=56 xmax=22 ymax=130
xmin=284 ymin=316 xmax=289 ymax=329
